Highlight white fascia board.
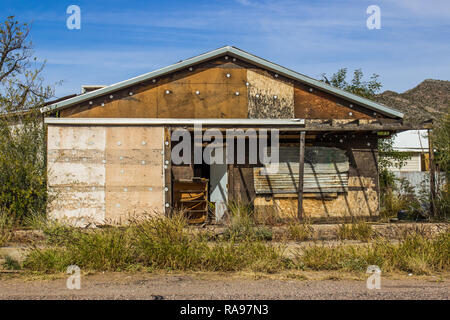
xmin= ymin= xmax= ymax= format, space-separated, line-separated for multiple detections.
xmin=44 ymin=117 xmax=306 ymax=126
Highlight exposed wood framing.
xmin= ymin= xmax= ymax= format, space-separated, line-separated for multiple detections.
xmin=428 ymin=129 xmax=436 ymax=217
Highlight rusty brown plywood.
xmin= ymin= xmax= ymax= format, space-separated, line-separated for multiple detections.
xmin=247 ymin=69 xmax=294 ymax=119
xmin=60 ymin=60 xmax=248 ymax=119
xmin=294 ymin=83 xmax=374 ymax=119
xmin=156 ymin=68 xmax=247 ymax=118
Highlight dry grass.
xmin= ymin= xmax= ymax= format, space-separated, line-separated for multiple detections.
xmin=17 ymin=211 xmax=450 ymax=276
xmin=23 ymin=213 xmax=285 ymax=273
xmin=286 ymin=222 xmax=314 ymax=241
xmin=336 ymin=220 xmax=374 ymax=242
xmin=0 ymin=212 xmax=14 ymax=246
xmin=295 ymin=232 xmax=449 ymax=275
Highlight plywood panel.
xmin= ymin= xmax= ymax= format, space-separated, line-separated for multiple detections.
xmin=254 ymin=183 xmax=378 ymax=220
xmin=62 ymin=63 xmax=248 ymax=119
xmin=47 ymin=125 xmax=106 ymax=150
xmin=294 ymin=83 xmax=373 ymax=119
xmin=105 ymin=126 xmax=164 ymax=223
xmin=156 ymin=68 xmax=247 ymax=118
xmin=47 ymin=125 xmax=106 ymax=226
xmin=247 ymin=69 xmax=294 ymax=119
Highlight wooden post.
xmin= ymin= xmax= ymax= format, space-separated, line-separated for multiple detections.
xmin=428 ymin=129 xmax=436 ymax=218
xmin=298 ymin=131 xmax=306 ymax=221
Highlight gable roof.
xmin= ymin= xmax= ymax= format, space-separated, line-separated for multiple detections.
xmin=40 ymin=46 xmax=403 ymax=118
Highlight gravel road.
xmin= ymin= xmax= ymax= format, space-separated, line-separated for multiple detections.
xmin=0 ymin=273 xmax=448 ymax=300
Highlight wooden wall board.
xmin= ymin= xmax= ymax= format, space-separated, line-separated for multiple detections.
xmin=294 ymin=82 xmax=375 ymax=119
xmin=47 ymin=125 xmax=106 ymax=226
xmin=104 ymin=126 xmax=164 ymax=223
xmin=56 ymin=56 xmax=387 ymax=121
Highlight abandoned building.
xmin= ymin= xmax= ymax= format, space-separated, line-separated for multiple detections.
xmin=40 ymin=46 xmax=413 ymax=225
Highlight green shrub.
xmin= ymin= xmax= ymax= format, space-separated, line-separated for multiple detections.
xmin=3 ymin=255 xmax=21 ymax=270
xmin=0 ymin=113 xmax=48 ymax=224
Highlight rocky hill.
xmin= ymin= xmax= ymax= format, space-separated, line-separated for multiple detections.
xmin=374 ymin=79 xmax=449 ymax=124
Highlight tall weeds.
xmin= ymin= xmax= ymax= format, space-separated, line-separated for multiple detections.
xmin=0 ymin=212 xmax=14 ymax=246
xmin=296 ymin=233 xmax=449 ymax=274
xmin=222 ymin=202 xmax=272 ymax=241
xmin=337 ymin=220 xmax=373 ymax=242
xmin=24 ymin=213 xmax=284 ymax=273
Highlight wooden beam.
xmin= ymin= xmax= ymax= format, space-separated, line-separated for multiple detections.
xmin=298 ymin=131 xmax=306 ymax=221
xmin=428 ymin=129 xmax=436 ymax=218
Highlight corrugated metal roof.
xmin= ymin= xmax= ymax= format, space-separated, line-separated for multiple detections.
xmin=40 ymin=46 xmax=403 ymax=119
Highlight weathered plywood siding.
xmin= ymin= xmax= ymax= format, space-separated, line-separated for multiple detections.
xmin=294 ymin=82 xmax=374 ymax=119
xmin=56 ymin=56 xmax=385 ymax=121
xmin=47 ymin=125 xmax=165 ymax=225
xmin=104 ymin=126 xmax=164 ymax=223
xmin=247 ymin=69 xmax=294 ymax=119
xmin=47 ymin=125 xmax=106 ymax=225
xmin=60 ymin=59 xmax=248 ymax=119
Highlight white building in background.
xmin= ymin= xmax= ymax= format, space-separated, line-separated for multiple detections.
xmin=389 ymin=130 xmax=429 ymax=172
xmin=388 ymin=130 xmax=444 ymax=193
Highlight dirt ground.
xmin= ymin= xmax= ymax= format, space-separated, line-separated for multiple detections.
xmin=0 ymin=272 xmax=448 ymax=300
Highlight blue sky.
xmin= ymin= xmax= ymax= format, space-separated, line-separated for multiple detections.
xmin=1 ymin=0 xmax=449 ymax=98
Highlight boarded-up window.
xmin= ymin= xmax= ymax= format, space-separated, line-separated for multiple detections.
xmin=253 ymin=147 xmax=349 ymax=194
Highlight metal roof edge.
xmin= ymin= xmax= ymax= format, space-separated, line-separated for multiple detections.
xmin=40 ymin=46 xmax=231 ymax=113
xmin=41 ymin=45 xmax=403 ymax=119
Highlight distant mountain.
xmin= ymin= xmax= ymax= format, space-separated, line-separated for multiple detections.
xmin=374 ymin=79 xmax=449 ymax=124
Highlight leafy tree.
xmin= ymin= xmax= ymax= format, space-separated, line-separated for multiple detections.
xmin=321 ymin=68 xmax=410 ymax=187
xmin=0 ymin=17 xmax=53 ymax=224
xmin=432 ymin=112 xmax=450 ymax=176
xmin=321 ymin=68 xmax=382 ymax=99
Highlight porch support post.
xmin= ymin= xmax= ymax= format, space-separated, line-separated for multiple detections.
xmin=428 ymin=129 xmax=436 ymax=218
